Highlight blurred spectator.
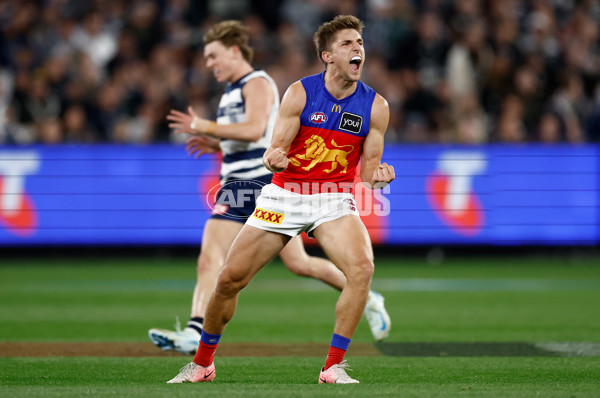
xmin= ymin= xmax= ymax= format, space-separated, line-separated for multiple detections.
xmin=546 ymin=71 xmax=590 ymax=143
xmin=513 ymin=64 xmax=544 ymax=135
xmin=36 ymin=117 xmax=62 ymax=144
xmin=70 ymin=10 xmax=119 ymax=69
xmin=0 ymin=0 xmax=598 ymax=145
xmin=62 ymin=104 xmax=96 ymax=143
xmin=518 ymin=3 xmax=560 ymax=62
xmin=127 ymin=0 xmax=163 ymax=57
xmin=445 ymin=17 xmax=493 ymax=143
xmin=493 ymin=94 xmax=527 ymax=143
xmin=365 ymin=0 xmax=415 ymax=69
xmin=400 ymin=68 xmax=448 ymax=143
xmin=14 ymin=71 xmax=62 ymax=126
xmin=88 ymin=82 xmax=126 ymax=141
xmin=536 ymin=111 xmax=563 ymax=143
xmin=585 ymin=81 xmax=600 ymax=143
xmin=454 ymin=92 xmax=489 ymax=144
xmin=113 ymin=103 xmax=154 ymax=144
xmin=0 ymin=66 xmax=14 ymax=143
xmin=410 ymin=11 xmax=449 ymax=93
xmin=483 ymin=13 xmax=521 ymax=115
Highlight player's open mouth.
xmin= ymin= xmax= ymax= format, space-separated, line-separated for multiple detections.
xmin=350 ymin=56 xmax=362 ymax=72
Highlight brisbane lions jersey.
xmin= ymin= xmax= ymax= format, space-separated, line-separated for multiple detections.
xmin=271 ymin=71 xmax=376 ymax=194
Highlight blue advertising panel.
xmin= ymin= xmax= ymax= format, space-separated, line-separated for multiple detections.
xmin=383 ymin=145 xmax=598 ymax=245
xmin=0 ymin=144 xmax=598 ymax=246
xmin=0 ymin=145 xmax=220 ymax=245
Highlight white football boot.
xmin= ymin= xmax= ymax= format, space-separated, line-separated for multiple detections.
xmin=364 ymin=290 xmax=391 ymax=341
xmin=149 ymin=318 xmax=201 ymax=355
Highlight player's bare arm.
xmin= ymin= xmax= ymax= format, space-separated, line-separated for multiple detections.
xmin=360 ymin=93 xmax=395 ymax=188
xmin=167 ymin=77 xmax=274 ymax=142
xmin=263 ymin=81 xmax=306 ymax=173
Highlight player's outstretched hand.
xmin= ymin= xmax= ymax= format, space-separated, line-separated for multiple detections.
xmin=167 ymin=106 xmax=201 ymax=135
xmin=186 ymin=136 xmax=220 ymax=158
xmin=263 ymin=147 xmax=289 ymax=173
xmin=372 ymin=163 xmax=395 ymax=188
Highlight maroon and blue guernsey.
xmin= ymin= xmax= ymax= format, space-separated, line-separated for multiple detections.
xmin=272 ymin=71 xmax=377 ymax=194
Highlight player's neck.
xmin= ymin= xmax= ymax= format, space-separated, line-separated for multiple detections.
xmin=229 ymin=63 xmax=254 ymax=83
xmin=323 ymin=69 xmax=357 ymax=100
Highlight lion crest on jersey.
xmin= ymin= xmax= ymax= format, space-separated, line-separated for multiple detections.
xmin=288 ymin=135 xmax=354 ymax=174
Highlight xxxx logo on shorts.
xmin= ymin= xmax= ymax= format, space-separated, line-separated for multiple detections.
xmin=252 ymin=208 xmax=284 ymax=224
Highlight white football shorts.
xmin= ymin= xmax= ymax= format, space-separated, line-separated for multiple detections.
xmin=245 ymin=183 xmax=359 ymax=237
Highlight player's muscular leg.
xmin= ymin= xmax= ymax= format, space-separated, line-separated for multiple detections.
xmin=202 ymin=225 xmax=291 ymax=334
xmin=313 ymin=215 xmax=374 ymax=338
xmin=191 ymin=219 xmax=244 ymax=318
xmin=279 ymin=236 xmax=346 ymax=291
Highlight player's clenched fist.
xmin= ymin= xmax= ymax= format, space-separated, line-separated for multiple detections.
xmin=372 ymin=163 xmax=395 ymax=189
xmin=263 ymin=147 xmax=289 ymax=173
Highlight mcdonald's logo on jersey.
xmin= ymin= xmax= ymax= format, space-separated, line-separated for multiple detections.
xmin=331 ymin=104 xmax=341 ymax=113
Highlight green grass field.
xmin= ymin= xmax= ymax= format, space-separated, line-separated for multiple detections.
xmin=1 ymin=253 xmax=600 ymax=397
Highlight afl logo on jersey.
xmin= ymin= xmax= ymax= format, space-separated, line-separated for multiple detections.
xmin=309 ymin=112 xmax=328 ymax=124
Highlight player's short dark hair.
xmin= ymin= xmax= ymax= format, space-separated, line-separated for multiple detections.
xmin=203 ymin=20 xmax=254 ymax=63
xmin=313 ymin=15 xmax=364 ymax=67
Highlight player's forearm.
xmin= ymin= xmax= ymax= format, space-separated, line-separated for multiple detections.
xmin=361 ymin=160 xmax=395 ymax=189
xmin=263 ymin=127 xmax=295 ymax=172
xmin=190 ymin=117 xmax=217 ymax=135
xmin=191 ymin=116 xmax=266 ymax=142
xmin=360 ymin=157 xmax=385 ymax=188
xmin=360 ymin=164 xmax=379 ymax=187
xmin=269 ymin=120 xmax=300 ymax=152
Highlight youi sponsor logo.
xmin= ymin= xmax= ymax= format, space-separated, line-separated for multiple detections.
xmin=426 ymin=151 xmax=486 ymax=236
xmin=0 ymin=151 xmax=39 ymax=236
xmin=338 ymin=112 xmax=362 ymax=134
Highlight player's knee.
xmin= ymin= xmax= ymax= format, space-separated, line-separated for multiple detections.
xmin=215 ymin=267 xmax=249 ymax=296
xmin=346 ymin=257 xmax=374 ymax=284
xmin=197 ymin=251 xmax=224 ymax=275
xmin=359 ymin=259 xmax=375 ymax=280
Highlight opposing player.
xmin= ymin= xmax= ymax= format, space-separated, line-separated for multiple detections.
xmin=148 ymin=20 xmax=390 ymax=356
xmin=166 ymin=15 xmax=394 ymax=384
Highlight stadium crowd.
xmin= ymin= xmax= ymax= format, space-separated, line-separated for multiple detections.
xmin=0 ymin=0 xmax=599 ymax=145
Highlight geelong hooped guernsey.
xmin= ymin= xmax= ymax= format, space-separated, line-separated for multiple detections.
xmin=217 ymin=70 xmax=279 ymax=182
xmin=271 ymin=71 xmax=376 ymax=194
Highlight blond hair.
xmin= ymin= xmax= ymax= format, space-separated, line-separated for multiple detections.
xmin=203 ymin=20 xmax=254 ymax=63
xmin=313 ymin=15 xmax=364 ymax=66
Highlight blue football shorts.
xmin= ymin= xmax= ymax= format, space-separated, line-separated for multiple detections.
xmin=209 ymin=174 xmax=273 ymax=224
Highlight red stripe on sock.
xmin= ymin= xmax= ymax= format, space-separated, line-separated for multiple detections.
xmin=324 ymin=346 xmax=346 ymax=370
xmin=193 ymin=341 xmax=218 ymax=367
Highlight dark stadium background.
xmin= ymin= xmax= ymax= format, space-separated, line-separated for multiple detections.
xmin=1 ymin=0 xmax=599 ymax=253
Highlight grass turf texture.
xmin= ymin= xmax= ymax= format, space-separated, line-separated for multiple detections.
xmin=1 ymin=357 xmax=599 ymax=397
xmin=1 ymin=255 xmax=600 ymax=397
